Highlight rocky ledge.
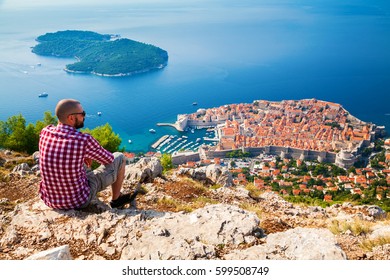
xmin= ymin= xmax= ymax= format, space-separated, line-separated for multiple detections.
xmin=1 ymin=155 xmax=390 ymax=260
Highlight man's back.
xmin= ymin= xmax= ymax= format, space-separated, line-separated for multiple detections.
xmin=39 ymin=123 xmax=113 ymax=209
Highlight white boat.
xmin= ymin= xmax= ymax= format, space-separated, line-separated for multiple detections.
xmin=128 ymin=140 xmax=132 ymax=144
xmin=38 ymin=92 xmax=48 ymax=97
xmin=192 ymin=102 xmax=197 ymax=106
xmin=149 ymin=129 xmax=156 ymax=133
xmin=97 ymin=112 xmax=102 ymax=116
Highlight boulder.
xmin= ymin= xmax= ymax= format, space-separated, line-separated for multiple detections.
xmin=32 ymin=151 xmax=40 ymax=163
xmin=367 ymin=205 xmax=386 ymax=219
xmin=120 ymin=204 xmax=260 ymax=260
xmin=370 ymin=225 xmax=390 ymax=240
xmin=225 ymin=227 xmax=347 ymax=260
xmin=25 ymin=245 xmax=72 ymax=260
xmin=175 ymin=164 xmax=233 ymax=187
xmin=125 ymin=157 xmax=163 ymax=183
xmin=12 ymin=163 xmax=31 ymax=173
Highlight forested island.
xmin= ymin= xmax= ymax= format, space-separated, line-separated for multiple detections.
xmin=32 ymin=30 xmax=168 ymax=76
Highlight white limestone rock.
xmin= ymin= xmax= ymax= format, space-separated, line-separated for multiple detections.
xmin=225 ymin=227 xmax=347 ymax=260
xmin=125 ymin=157 xmax=163 ymax=183
xmin=25 ymin=245 xmax=72 ymax=260
xmin=370 ymin=225 xmax=390 ymax=240
xmin=175 ymin=164 xmax=233 ymax=187
xmin=120 ymin=204 xmax=260 ymax=260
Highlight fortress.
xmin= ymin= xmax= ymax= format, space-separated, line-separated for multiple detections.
xmin=168 ymin=99 xmax=386 ymax=168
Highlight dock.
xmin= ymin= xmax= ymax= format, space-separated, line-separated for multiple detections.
xmin=203 ymin=137 xmax=219 ymax=142
xmin=151 ymin=135 xmax=170 ymax=149
xmin=156 ymin=122 xmax=184 ymax=131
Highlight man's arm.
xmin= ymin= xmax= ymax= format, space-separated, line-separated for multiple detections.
xmin=84 ymin=135 xmax=114 ymax=165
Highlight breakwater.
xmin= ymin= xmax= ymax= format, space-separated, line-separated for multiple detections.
xmin=151 ymin=135 xmax=170 ymax=149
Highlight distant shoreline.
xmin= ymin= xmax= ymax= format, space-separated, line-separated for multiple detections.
xmin=32 ymin=30 xmax=168 ymax=77
xmin=64 ymin=63 xmax=167 ymax=77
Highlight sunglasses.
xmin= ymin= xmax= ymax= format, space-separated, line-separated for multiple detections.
xmin=68 ymin=111 xmax=86 ymax=117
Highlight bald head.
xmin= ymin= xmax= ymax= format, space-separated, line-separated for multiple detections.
xmin=55 ymin=99 xmax=82 ymax=123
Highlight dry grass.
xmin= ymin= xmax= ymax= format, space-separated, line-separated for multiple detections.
xmin=244 ymin=183 xmax=263 ymax=199
xmin=239 ymin=202 xmax=263 ymax=219
xmin=328 ymin=218 xmax=374 ymax=236
xmin=209 ymin=184 xmax=223 ymax=190
xmin=157 ymin=196 xmax=193 ymax=213
xmin=361 ymin=235 xmax=390 ymax=251
xmin=191 ymin=196 xmax=218 ymax=208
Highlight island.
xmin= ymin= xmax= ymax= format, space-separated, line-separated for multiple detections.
xmin=32 ymin=30 xmax=168 ymax=76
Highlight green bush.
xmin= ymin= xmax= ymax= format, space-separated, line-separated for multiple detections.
xmin=0 ymin=112 xmax=56 ymax=154
xmin=82 ymin=123 xmax=121 ymax=153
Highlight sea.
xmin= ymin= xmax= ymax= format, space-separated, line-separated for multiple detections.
xmin=0 ymin=0 xmax=389 ymax=153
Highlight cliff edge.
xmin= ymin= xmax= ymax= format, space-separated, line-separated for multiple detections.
xmin=1 ymin=151 xmax=390 ymax=260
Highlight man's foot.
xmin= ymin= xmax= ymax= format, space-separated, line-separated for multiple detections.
xmin=110 ymin=192 xmax=138 ymax=209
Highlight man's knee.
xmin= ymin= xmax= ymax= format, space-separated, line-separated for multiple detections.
xmin=113 ymin=152 xmax=124 ymax=160
xmin=113 ymin=152 xmax=125 ymax=165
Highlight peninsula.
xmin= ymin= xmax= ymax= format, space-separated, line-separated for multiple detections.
xmin=32 ymin=30 xmax=168 ymax=76
xmin=166 ymin=99 xmax=386 ymax=168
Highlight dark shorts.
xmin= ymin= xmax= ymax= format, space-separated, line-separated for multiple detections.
xmin=79 ymin=152 xmax=125 ymax=208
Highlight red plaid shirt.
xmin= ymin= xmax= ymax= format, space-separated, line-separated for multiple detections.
xmin=39 ymin=124 xmax=114 ymax=209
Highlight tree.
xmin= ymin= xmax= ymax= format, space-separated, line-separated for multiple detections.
xmin=82 ymin=123 xmax=121 ymax=152
xmin=24 ymin=123 xmax=38 ymax=153
xmin=160 ymin=153 xmax=173 ymax=171
xmin=0 ymin=114 xmax=28 ymax=152
xmin=35 ymin=111 xmax=57 ymax=132
xmin=0 ymin=112 xmax=57 ymax=154
xmin=347 ymin=166 xmax=356 ymax=175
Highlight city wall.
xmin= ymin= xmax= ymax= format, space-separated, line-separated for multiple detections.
xmin=172 ymin=151 xmax=201 ymax=165
xmin=203 ymin=146 xmax=337 ymax=164
xmin=186 ymin=119 xmax=224 ymax=128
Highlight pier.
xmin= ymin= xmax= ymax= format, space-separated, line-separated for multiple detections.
xmin=151 ymin=135 xmax=170 ymax=149
xmin=156 ymin=122 xmax=184 ymax=131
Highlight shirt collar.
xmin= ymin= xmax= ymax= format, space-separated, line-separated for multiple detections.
xmin=57 ymin=123 xmax=77 ymax=132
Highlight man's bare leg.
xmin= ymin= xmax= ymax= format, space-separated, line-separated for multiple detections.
xmin=111 ymin=158 xmax=126 ymax=200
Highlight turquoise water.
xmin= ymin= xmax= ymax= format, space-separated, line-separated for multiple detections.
xmin=0 ymin=0 xmax=389 ymax=152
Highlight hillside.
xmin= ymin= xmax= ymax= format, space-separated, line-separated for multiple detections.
xmin=32 ymin=30 xmax=168 ymax=76
xmin=1 ymin=150 xmax=390 ymax=260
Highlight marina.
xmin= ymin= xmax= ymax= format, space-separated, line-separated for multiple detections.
xmin=151 ymin=128 xmax=218 ymax=154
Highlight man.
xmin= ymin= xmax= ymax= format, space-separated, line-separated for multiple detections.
xmin=39 ymin=99 xmax=134 ymax=210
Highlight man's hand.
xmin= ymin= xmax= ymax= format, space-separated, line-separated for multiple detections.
xmin=84 ymin=158 xmax=93 ymax=168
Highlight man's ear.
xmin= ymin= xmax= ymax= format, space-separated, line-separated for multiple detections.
xmin=66 ymin=114 xmax=74 ymax=125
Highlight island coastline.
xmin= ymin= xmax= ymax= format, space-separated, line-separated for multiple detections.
xmin=32 ymin=30 xmax=168 ymax=77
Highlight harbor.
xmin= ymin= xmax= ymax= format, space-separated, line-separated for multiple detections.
xmin=150 ymin=128 xmax=218 ymax=154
